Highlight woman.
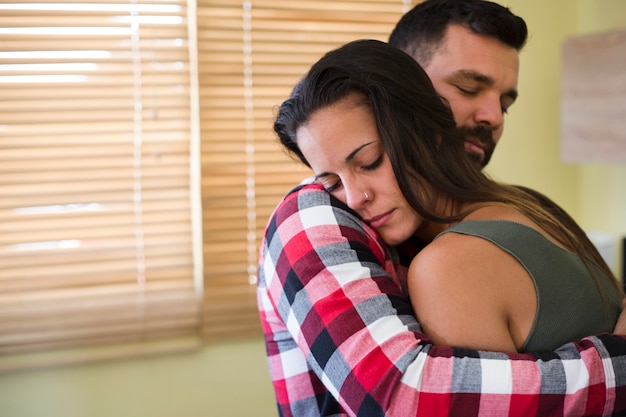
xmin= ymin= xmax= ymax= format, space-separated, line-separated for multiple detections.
xmin=273 ymin=39 xmax=623 ymax=353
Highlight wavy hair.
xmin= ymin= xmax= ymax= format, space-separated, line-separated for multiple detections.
xmin=274 ymin=39 xmax=623 ymax=301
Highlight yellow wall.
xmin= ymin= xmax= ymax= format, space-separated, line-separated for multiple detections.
xmin=1 ymin=2 xmax=624 ymax=417
xmin=574 ymin=0 xmax=626 ymax=275
xmin=487 ymin=0 xmax=579 ymax=217
xmin=0 ymin=339 xmax=277 ymax=417
xmin=488 ymin=0 xmax=626 ymax=275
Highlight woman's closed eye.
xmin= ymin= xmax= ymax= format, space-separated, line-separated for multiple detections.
xmin=316 ymin=156 xmax=383 ymax=193
xmin=324 ymin=178 xmax=342 ymax=193
xmin=315 ymin=175 xmax=342 ymax=193
xmin=363 ymin=155 xmax=383 ymax=171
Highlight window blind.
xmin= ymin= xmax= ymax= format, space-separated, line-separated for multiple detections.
xmin=0 ymin=0 xmax=201 ymax=371
xmin=197 ymin=0 xmax=418 ymax=340
xmin=0 ymin=0 xmax=418 ymax=370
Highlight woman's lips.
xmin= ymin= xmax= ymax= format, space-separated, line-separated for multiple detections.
xmin=365 ymin=210 xmax=393 ymax=229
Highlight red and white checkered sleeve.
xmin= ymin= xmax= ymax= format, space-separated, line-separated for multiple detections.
xmin=258 ymin=183 xmax=626 ymax=417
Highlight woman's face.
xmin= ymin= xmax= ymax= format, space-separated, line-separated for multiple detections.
xmin=296 ymin=94 xmax=423 ymax=246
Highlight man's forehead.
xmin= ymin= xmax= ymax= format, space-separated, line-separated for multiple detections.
xmin=426 ymin=27 xmax=520 ymax=85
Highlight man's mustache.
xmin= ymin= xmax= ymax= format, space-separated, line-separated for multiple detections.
xmin=458 ymin=125 xmax=496 ymax=167
xmin=458 ymin=125 xmax=495 ymax=145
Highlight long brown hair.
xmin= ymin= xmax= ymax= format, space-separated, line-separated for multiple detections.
xmin=274 ymin=39 xmax=624 ymax=301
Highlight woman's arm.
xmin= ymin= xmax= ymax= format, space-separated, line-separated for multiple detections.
xmin=259 ymin=183 xmax=626 ymax=417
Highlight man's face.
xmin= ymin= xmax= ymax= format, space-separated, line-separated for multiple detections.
xmin=421 ymin=24 xmax=520 ymax=167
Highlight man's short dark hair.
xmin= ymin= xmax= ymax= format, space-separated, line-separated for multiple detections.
xmin=389 ymin=0 xmax=527 ymax=66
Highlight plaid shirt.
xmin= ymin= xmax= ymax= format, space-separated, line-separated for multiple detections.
xmin=258 ymin=182 xmax=626 ymax=417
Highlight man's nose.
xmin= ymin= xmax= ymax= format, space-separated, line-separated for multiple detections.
xmin=475 ymin=97 xmax=504 ymax=129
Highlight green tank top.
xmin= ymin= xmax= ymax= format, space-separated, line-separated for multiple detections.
xmin=437 ymin=220 xmax=622 ymax=352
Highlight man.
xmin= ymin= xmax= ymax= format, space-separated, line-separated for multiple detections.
xmin=258 ymin=1 xmax=626 ymax=416
xmin=389 ymin=0 xmax=589 ymax=258
xmin=390 ymin=0 xmax=526 ymax=167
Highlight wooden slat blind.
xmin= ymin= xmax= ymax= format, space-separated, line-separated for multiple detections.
xmin=0 ymin=0 xmax=201 ymax=370
xmin=197 ymin=0 xmax=418 ymax=339
xmin=0 ymin=0 xmax=418 ymax=370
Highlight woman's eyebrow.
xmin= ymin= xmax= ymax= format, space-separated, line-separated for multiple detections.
xmin=313 ymin=141 xmax=377 ymax=180
xmin=345 ymin=141 xmax=376 ymax=163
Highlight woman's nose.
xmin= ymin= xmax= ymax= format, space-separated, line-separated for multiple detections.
xmin=344 ymin=184 xmax=369 ymax=210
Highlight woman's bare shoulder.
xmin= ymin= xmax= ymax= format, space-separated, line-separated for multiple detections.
xmin=411 ymin=231 xmax=493 ymax=279
xmin=408 ymin=221 xmax=534 ymax=351
xmin=408 ymin=232 xmax=523 ymax=351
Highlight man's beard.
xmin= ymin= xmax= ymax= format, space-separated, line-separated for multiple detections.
xmin=458 ymin=125 xmax=496 ymax=167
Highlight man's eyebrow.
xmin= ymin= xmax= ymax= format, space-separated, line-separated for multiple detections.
xmin=453 ymin=70 xmax=518 ymax=101
xmin=455 ymin=69 xmax=493 ymax=85
xmin=313 ymin=141 xmax=376 ymax=180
